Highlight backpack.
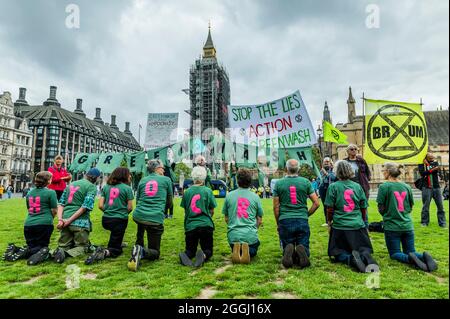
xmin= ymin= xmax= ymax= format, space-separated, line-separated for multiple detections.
xmin=414 ymin=177 xmax=424 ymax=190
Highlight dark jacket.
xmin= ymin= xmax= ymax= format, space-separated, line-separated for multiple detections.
xmin=344 ymin=156 xmax=371 ymax=199
xmin=418 ymin=160 xmax=441 ymax=189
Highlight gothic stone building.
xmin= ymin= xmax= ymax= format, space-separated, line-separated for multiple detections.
xmin=14 ymin=86 xmax=141 ymax=175
xmin=327 ymin=87 xmax=449 ymax=189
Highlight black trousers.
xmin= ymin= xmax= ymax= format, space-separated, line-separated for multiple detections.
xmin=102 ymin=216 xmax=128 ymax=257
xmin=166 ymin=201 xmax=174 ymax=216
xmin=135 ymin=221 xmax=164 ymax=260
xmin=185 ymin=227 xmax=214 ymax=260
xmin=55 ymin=190 xmax=64 ymax=201
xmin=24 ymin=225 xmax=54 ymax=256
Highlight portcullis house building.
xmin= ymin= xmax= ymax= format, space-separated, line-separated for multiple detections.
xmin=14 ymin=86 xmax=141 ymax=175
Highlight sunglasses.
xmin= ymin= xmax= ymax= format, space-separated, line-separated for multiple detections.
xmin=348 ymin=148 xmax=357 ymax=151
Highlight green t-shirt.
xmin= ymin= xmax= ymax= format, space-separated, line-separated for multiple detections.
xmin=59 ymin=179 xmax=97 ymax=230
xmin=24 ymin=187 xmax=58 ymax=226
xmin=180 ymin=185 xmax=217 ymax=232
xmin=222 ymin=188 xmax=264 ymax=245
xmin=273 ymin=176 xmax=315 ymax=220
xmin=101 ymin=183 xmax=134 ymax=219
xmin=324 ymin=180 xmax=367 ymax=230
xmin=376 ymin=181 xmax=414 ymax=231
xmin=133 ymin=173 xmax=173 ymax=225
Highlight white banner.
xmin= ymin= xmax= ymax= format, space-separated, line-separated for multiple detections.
xmin=144 ymin=113 xmax=179 ymax=150
xmin=228 ymin=90 xmax=316 ymax=148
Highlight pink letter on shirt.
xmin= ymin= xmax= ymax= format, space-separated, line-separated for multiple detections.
xmin=343 ymin=189 xmax=355 ymax=212
xmin=289 ymin=186 xmax=297 ymax=204
xmin=28 ymin=197 xmax=41 ymax=214
xmin=145 ymin=180 xmax=158 ymax=197
xmin=68 ymin=186 xmax=80 ymax=204
xmin=394 ymin=191 xmax=407 ymax=212
xmin=191 ymin=194 xmax=201 ymax=214
xmin=108 ymin=187 xmax=120 ymax=206
xmin=237 ymin=197 xmax=250 ymax=219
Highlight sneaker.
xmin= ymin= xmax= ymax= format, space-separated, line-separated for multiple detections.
xmin=321 ymin=223 xmax=328 ymax=227
xmin=350 ymin=250 xmax=366 ymax=273
xmin=408 ymin=252 xmax=428 ymax=271
xmin=361 ymin=251 xmax=379 ymax=272
xmin=127 ymin=245 xmax=143 ymax=272
xmin=85 ymin=247 xmax=107 ymax=265
xmin=281 ymin=244 xmax=295 ymax=268
xmin=9 ymin=246 xmax=29 ymax=262
xmin=231 ymin=243 xmax=241 ymax=264
xmin=27 ymin=247 xmax=50 ymax=266
xmin=3 ymin=243 xmax=17 ymax=261
xmin=240 ymin=243 xmax=250 ymax=264
xmin=53 ymin=247 xmax=66 ymax=264
xmin=193 ymin=250 xmax=206 ymax=268
xmin=422 ymin=251 xmax=438 ymax=272
xmin=179 ymin=252 xmax=193 ymax=267
xmin=295 ymin=244 xmax=311 ymax=268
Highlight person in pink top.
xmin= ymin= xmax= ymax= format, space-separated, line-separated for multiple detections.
xmin=48 ymin=155 xmax=72 ymax=200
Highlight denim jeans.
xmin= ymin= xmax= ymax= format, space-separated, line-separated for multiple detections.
xmin=421 ymin=187 xmax=446 ymax=226
xmin=384 ymin=230 xmax=423 ymax=264
xmin=278 ymin=218 xmax=310 ymax=257
xmin=229 ymin=240 xmax=260 ymax=257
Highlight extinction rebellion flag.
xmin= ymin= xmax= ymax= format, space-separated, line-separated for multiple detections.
xmin=323 ymin=121 xmax=348 ymax=145
xmin=364 ymin=99 xmax=428 ymax=164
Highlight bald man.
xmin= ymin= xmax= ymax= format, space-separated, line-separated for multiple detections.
xmin=273 ymin=159 xmax=320 ymax=269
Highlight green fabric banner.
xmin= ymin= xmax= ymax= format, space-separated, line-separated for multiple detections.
xmin=125 ymin=151 xmax=146 ymax=173
xmin=147 ymin=147 xmax=169 ymax=166
xmin=69 ymin=153 xmax=99 ymax=173
xmin=96 ymin=153 xmax=125 ymax=174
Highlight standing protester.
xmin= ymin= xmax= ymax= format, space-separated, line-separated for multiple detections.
xmin=325 ymin=160 xmax=377 ymax=273
xmin=22 ymin=183 xmax=31 ymax=198
xmin=223 ymin=168 xmax=263 ymax=264
xmin=3 ymin=172 xmax=57 ymax=265
xmin=0 ymin=184 xmax=4 ymax=199
xmin=53 ymin=168 xmax=101 ymax=264
xmin=377 ymin=163 xmax=438 ymax=272
xmin=344 ymin=144 xmax=371 ymax=223
xmin=6 ymin=185 xmax=13 ymax=199
xmin=128 ymin=159 xmax=173 ymax=272
xmin=179 ymin=172 xmax=185 ymax=196
xmin=164 ymin=162 xmax=176 ymax=219
xmin=85 ymin=168 xmax=134 ymax=265
xmin=195 ymin=155 xmax=212 ymax=189
xmin=318 ymin=157 xmax=337 ymax=227
xmin=179 ymin=166 xmax=217 ymax=268
xmin=418 ymin=152 xmax=446 ymax=228
xmin=48 ymin=155 xmax=72 ymax=201
xmin=273 ymin=159 xmax=320 ymax=269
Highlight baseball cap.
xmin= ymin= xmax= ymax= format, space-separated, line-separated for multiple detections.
xmin=87 ymin=167 xmax=102 ymax=178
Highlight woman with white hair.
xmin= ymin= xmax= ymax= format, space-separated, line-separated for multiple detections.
xmin=195 ymin=155 xmax=212 ymax=189
xmin=324 ymin=160 xmax=377 ymax=273
xmin=179 ymin=166 xmax=217 ymax=267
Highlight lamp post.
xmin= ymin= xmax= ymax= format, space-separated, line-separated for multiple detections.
xmin=316 ymin=124 xmax=323 ymax=159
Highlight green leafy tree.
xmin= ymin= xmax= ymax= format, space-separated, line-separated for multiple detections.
xmin=175 ymin=163 xmax=192 ymax=182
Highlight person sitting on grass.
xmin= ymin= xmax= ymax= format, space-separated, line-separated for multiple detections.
xmin=377 ymin=162 xmax=438 ymax=272
xmin=128 ymin=159 xmax=173 ymax=272
xmin=179 ymin=166 xmax=217 ymax=268
xmin=85 ymin=167 xmax=134 ymax=265
xmin=222 ymin=168 xmax=263 ymax=264
xmin=52 ymin=168 xmax=101 ymax=264
xmin=3 ymin=172 xmax=57 ymax=265
xmin=324 ymin=160 xmax=378 ymax=273
xmin=273 ymin=159 xmax=320 ymax=269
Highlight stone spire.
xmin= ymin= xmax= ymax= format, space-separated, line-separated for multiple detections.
xmin=347 ymin=86 xmax=356 ymax=123
xmin=323 ymin=101 xmax=332 ymax=123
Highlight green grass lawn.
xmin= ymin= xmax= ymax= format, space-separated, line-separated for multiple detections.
xmin=0 ymin=197 xmax=448 ymax=299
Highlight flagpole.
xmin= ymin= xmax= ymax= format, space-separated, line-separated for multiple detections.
xmin=362 ymin=92 xmax=365 ymax=157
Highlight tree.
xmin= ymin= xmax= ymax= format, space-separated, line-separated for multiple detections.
xmin=174 ymin=163 xmax=192 ymax=182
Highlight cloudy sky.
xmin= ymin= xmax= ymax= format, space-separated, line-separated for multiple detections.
xmin=0 ymin=0 xmax=448 ymax=143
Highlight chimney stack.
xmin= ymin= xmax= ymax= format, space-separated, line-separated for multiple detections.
xmin=124 ymin=121 xmax=132 ymax=135
xmin=43 ymin=85 xmax=61 ymax=107
xmin=14 ymin=87 xmax=29 ymax=106
xmin=74 ymin=98 xmax=86 ymax=117
xmin=94 ymin=107 xmax=104 ymax=124
xmin=110 ymin=115 xmax=118 ymax=129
